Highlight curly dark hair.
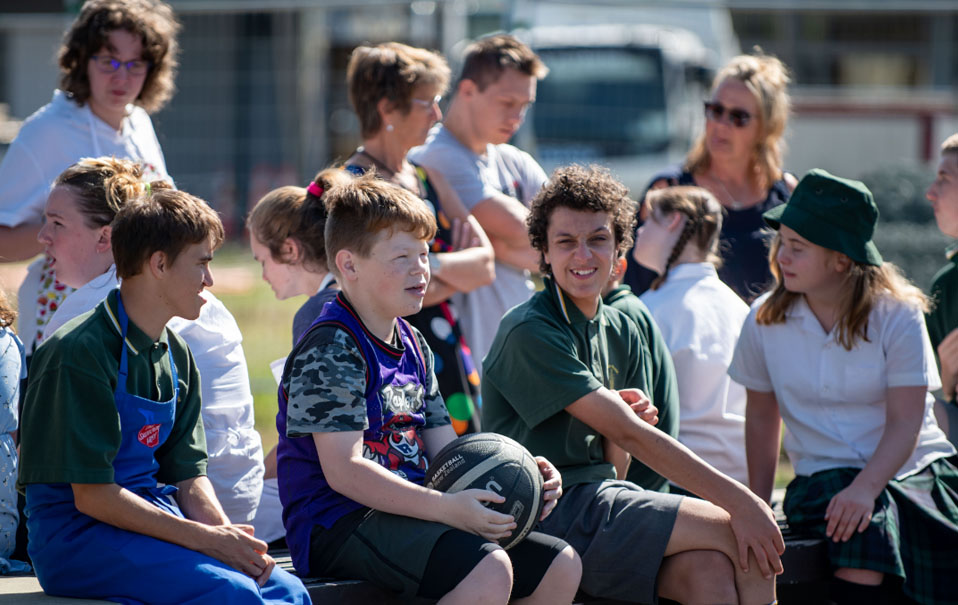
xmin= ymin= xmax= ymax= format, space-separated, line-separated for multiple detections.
xmin=58 ymin=0 xmax=180 ymax=114
xmin=527 ymin=164 xmax=637 ymax=275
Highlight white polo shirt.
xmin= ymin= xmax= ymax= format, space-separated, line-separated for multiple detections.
xmin=729 ymin=292 xmax=955 ymax=479
xmin=640 ymin=262 xmax=749 ymax=484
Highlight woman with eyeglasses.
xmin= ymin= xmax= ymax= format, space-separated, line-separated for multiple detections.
xmin=0 ymin=0 xmax=177 ymax=352
xmin=627 ymin=50 xmax=796 ymax=301
xmin=343 ymin=42 xmax=495 ymax=435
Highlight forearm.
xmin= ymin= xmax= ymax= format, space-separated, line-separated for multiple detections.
xmin=603 ymin=438 xmax=631 ymax=480
xmin=175 ymin=475 xmax=230 ymax=526
xmin=432 ymin=247 xmax=496 ymax=293
xmin=326 ymin=452 xmax=450 ymax=522
xmin=0 ymin=223 xmax=42 ymax=262
xmin=73 ymin=483 xmax=213 ymax=551
xmin=852 ymin=389 xmax=925 ymax=496
xmin=745 ymin=391 xmax=782 ymax=503
xmin=490 ymin=238 xmax=541 ymax=274
xmin=423 ymin=276 xmax=458 ymax=307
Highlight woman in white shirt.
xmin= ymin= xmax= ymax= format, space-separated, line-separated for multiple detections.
xmin=730 ymin=169 xmax=957 ymax=605
xmin=0 ymin=0 xmax=177 ymax=351
xmin=633 ymin=185 xmax=749 ymax=486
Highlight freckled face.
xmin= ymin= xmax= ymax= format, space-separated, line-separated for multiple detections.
xmin=350 ymin=229 xmax=430 ymax=323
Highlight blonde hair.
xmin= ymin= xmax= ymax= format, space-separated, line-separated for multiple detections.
xmin=645 ymin=187 xmax=724 ymax=290
xmin=324 ymin=170 xmax=436 ymax=274
xmin=54 ymin=156 xmax=145 ymax=228
xmin=757 ymin=233 xmax=928 ymax=350
xmin=686 ymin=49 xmax=791 ymax=192
xmin=247 ymin=168 xmax=348 ymax=272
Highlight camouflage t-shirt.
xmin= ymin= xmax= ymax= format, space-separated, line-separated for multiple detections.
xmin=283 ymin=322 xmax=449 ymax=437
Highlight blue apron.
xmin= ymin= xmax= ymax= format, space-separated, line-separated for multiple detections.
xmin=26 ymin=293 xmax=310 ymax=604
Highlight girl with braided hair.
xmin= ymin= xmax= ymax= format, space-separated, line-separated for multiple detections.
xmin=633 ymin=185 xmax=750 ymax=488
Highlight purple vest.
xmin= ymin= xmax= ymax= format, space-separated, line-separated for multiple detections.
xmin=277 ymin=294 xmax=430 ymax=576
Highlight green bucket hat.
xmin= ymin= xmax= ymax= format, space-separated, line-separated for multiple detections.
xmin=763 ymin=168 xmax=883 ymax=266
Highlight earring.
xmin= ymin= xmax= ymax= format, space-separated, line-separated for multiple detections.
xmin=386 ymin=124 xmax=394 ymax=132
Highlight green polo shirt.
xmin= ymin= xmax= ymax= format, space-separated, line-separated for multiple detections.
xmin=19 ymin=289 xmax=207 ymax=488
xmin=927 ymin=252 xmax=958 ymax=404
xmin=482 ymin=277 xmax=655 ymax=487
xmin=603 ymin=284 xmax=679 ymax=491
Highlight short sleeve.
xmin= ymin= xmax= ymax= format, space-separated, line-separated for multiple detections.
xmin=283 ymin=326 xmax=368 ymax=437
xmin=883 ymin=300 xmax=942 ymax=390
xmin=484 ymin=321 xmax=604 ymax=429
xmin=728 ymin=305 xmax=774 ymax=393
xmin=410 ymin=132 xmax=487 ymax=209
xmin=413 ymin=327 xmax=450 ymax=429
xmin=155 ymin=343 xmax=208 ymax=485
xmin=18 ymin=347 xmax=121 ymax=485
xmin=514 ymin=149 xmax=548 ymax=205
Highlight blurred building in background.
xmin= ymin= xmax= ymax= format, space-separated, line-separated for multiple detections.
xmin=0 ymin=0 xmax=955 ymax=236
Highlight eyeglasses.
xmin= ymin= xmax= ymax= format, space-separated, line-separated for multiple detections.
xmin=411 ymin=95 xmax=442 ymax=109
xmin=704 ymin=101 xmax=752 ymax=128
xmin=90 ymin=55 xmax=151 ymax=76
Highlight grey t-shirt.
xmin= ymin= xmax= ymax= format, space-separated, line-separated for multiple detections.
xmin=409 ymin=124 xmax=547 ymax=368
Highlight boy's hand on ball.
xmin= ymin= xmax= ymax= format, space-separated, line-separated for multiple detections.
xmin=536 ymin=456 xmax=562 ymax=520
xmin=443 ymin=489 xmax=516 ymax=542
xmin=617 ymin=388 xmax=658 ymax=425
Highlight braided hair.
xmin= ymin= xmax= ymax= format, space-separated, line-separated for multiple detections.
xmin=647 ymin=186 xmax=724 ymax=290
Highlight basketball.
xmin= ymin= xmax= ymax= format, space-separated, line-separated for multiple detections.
xmin=424 ymin=433 xmax=544 ymax=550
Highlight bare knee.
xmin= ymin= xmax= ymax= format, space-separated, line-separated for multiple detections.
xmin=659 ymin=550 xmax=737 ymax=605
xmin=517 ymin=545 xmax=582 ymax=604
xmin=440 ymin=549 xmax=513 ymax=605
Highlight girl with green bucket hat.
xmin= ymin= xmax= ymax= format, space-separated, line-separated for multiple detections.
xmin=729 ymin=169 xmax=958 ymax=604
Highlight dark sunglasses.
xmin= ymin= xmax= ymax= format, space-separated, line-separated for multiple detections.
xmin=704 ymin=101 xmax=752 ymax=128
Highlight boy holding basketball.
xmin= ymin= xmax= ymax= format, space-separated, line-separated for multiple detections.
xmin=482 ymin=165 xmax=783 ymax=604
xmin=276 ymin=171 xmax=581 ymax=603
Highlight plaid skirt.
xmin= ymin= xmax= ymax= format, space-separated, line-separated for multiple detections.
xmin=783 ymin=456 xmax=958 ymax=605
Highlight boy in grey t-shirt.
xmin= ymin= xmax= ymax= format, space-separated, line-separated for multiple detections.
xmin=409 ymin=34 xmax=548 ymax=366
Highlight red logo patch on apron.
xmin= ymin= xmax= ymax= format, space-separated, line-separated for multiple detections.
xmin=137 ymin=424 xmax=161 ymax=448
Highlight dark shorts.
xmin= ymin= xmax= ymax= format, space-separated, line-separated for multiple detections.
xmin=310 ymin=508 xmax=569 ymax=599
xmin=783 ymin=456 xmax=958 ymax=605
xmin=538 ymin=479 xmax=683 ymax=603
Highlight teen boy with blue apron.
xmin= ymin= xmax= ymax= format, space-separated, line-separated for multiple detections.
xmin=19 ymin=291 xmax=309 ymax=604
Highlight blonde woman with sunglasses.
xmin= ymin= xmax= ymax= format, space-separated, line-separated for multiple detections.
xmin=628 ymin=50 xmax=797 ymax=302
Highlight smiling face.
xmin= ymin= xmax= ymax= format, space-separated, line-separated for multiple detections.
xmin=86 ymin=29 xmax=148 ymax=129
xmin=160 ymin=237 xmax=214 ymax=321
xmin=705 ymin=77 xmax=762 ymax=163
xmin=37 ymin=186 xmax=112 ymax=288
xmin=543 ymin=207 xmax=616 ymax=318
xmin=928 ymin=152 xmax=958 ymax=239
xmin=345 ymin=228 xmax=430 ymax=329
xmin=774 ymin=225 xmax=847 ymax=299
xmin=465 ymin=67 xmax=536 ymax=147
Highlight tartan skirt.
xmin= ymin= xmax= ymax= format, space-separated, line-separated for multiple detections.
xmin=783 ymin=456 xmax=958 ymax=605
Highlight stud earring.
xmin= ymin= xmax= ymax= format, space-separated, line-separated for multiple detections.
xmin=386 ymin=124 xmax=394 ymax=132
